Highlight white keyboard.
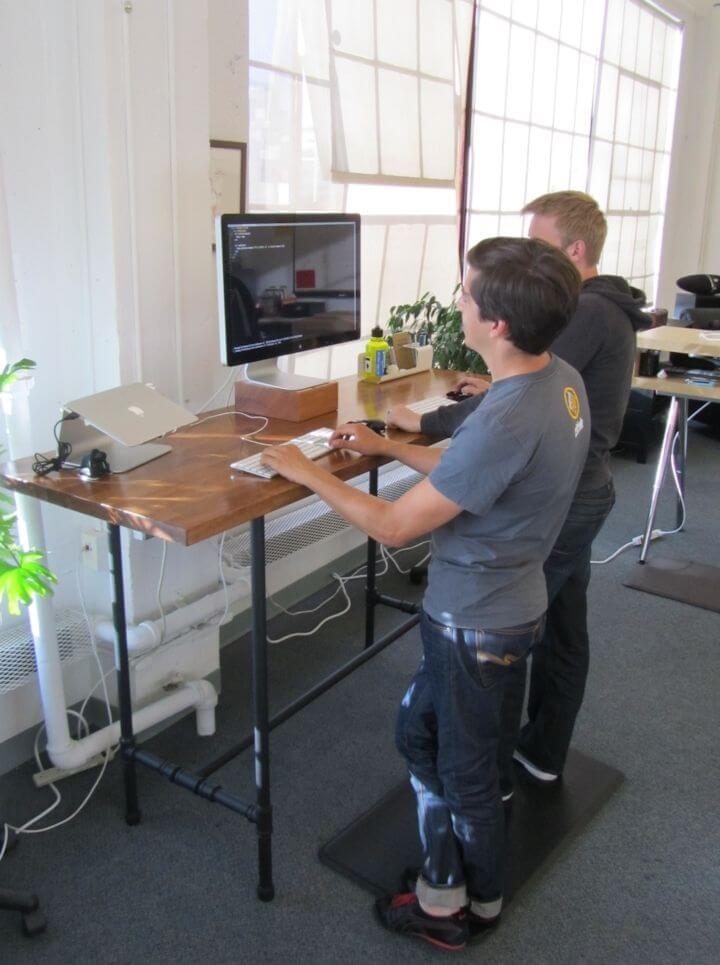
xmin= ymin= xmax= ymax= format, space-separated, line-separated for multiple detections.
xmin=406 ymin=395 xmax=458 ymax=415
xmin=230 ymin=427 xmax=335 ymax=479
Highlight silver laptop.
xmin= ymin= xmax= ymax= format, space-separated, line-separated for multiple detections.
xmin=59 ymin=383 xmax=198 ymax=473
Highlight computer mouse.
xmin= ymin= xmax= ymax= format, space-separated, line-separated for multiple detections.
xmin=348 ymin=419 xmax=386 ymax=435
xmin=446 ymin=390 xmax=467 ymax=402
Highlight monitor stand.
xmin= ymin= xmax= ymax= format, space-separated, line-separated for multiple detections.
xmin=235 ymin=360 xmax=338 ymax=422
xmin=242 ymin=359 xmax=326 ymax=391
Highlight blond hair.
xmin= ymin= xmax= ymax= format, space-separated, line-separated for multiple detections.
xmin=522 ymin=191 xmax=607 ymax=267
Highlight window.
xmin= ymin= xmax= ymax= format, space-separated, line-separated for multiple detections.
xmin=247 ymin=0 xmax=684 ymax=374
xmin=467 ymin=0 xmax=682 ymax=301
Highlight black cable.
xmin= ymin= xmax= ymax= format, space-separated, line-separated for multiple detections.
xmin=32 ymin=414 xmax=78 ymax=476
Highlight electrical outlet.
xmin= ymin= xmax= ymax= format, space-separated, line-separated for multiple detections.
xmin=81 ymin=529 xmax=109 ymax=571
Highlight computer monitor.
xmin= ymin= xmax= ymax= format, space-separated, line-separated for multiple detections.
xmin=216 ymin=212 xmax=361 ymax=389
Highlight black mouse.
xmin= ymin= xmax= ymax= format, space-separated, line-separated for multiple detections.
xmin=446 ymin=390 xmax=467 ymax=402
xmin=348 ymin=419 xmax=386 ymax=435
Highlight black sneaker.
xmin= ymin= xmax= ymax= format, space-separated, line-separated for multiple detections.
xmin=467 ymin=908 xmax=501 ymax=944
xmin=374 ymin=892 xmax=468 ymax=952
xmin=513 ymin=749 xmax=559 ymax=782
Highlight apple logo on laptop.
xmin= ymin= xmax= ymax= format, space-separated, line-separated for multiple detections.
xmin=128 ymin=405 xmax=145 ymax=417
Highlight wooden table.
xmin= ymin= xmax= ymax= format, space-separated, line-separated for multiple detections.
xmin=631 ymin=327 xmax=720 ymax=561
xmin=0 ymin=368 xmax=457 ymax=900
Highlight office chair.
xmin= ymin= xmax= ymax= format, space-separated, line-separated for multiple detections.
xmin=0 ymin=828 xmax=47 ymax=936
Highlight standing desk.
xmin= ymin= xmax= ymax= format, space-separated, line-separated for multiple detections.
xmin=0 ymin=368 xmax=457 ymax=901
xmin=626 ymin=327 xmax=720 ymax=610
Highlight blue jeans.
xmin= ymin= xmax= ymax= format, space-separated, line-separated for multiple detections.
xmin=517 ymin=482 xmax=616 ymax=775
xmin=396 ymin=610 xmax=544 ymax=914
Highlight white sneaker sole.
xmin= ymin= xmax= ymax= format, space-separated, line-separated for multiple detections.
xmin=513 ymin=750 xmax=559 ymax=782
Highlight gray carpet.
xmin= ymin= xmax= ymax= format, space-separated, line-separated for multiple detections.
xmin=1 ymin=421 xmax=719 ymax=964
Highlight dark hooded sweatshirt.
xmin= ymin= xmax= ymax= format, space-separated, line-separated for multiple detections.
xmin=421 ymin=275 xmax=649 ymax=494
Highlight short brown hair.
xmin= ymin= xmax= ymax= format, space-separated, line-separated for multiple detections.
xmin=522 ymin=191 xmax=607 ymax=267
xmin=466 ymin=237 xmax=581 ymax=355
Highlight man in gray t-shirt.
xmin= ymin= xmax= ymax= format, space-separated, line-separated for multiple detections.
xmin=426 ymin=355 xmax=589 ymax=631
xmin=262 ymin=237 xmax=588 ymax=951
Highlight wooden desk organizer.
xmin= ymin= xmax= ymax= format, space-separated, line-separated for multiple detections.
xmin=234 ymin=378 xmax=338 ymax=422
xmin=357 ymin=344 xmax=433 ymax=383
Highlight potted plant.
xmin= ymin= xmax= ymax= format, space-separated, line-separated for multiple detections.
xmin=0 ymin=358 xmax=57 ymax=615
xmin=386 ymin=288 xmax=488 ymax=375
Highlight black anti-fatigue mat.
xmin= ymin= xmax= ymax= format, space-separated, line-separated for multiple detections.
xmin=623 ymin=556 xmax=720 ymax=613
xmin=319 ymin=749 xmax=623 ymax=902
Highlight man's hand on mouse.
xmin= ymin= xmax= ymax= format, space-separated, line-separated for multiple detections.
xmin=330 ymin=422 xmax=390 ymax=456
xmin=454 ymin=375 xmax=491 ymax=397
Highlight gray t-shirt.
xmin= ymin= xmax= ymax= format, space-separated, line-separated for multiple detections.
xmin=424 ymin=355 xmax=589 ymax=629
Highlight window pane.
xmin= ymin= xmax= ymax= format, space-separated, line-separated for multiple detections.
xmin=525 ymin=126 xmax=553 ymax=200
xmin=420 ymin=0 xmax=454 ymax=80
xmin=475 ymin=12 xmax=510 ymax=116
xmin=512 ymin=0 xmax=538 ymax=30
xmin=333 ymin=57 xmax=378 ymax=174
xmin=378 ymin=69 xmax=420 ymax=177
xmin=595 ymin=63 xmax=617 ymax=141
xmin=603 ymin=0 xmax=624 ymax=66
xmin=555 ymin=46 xmax=580 ymax=132
xmin=500 ymin=122 xmax=529 ymax=210
xmin=580 ymin=0 xmax=604 ymax=57
xmin=506 ymin=25 xmax=535 ymax=122
xmin=588 ymin=139 xmax=612 ymax=208
xmin=536 ymin=0 xmax=561 ymax=38
xmin=559 ymin=0 xmax=583 ymax=47
xmin=531 ymin=35 xmax=558 ymax=127
xmin=471 ymin=115 xmax=504 ymax=210
xmin=421 ymin=79 xmax=457 ymax=179
xmin=377 ymin=0 xmax=417 ymax=70
xmin=619 ymin=1 xmax=639 ymax=72
xmin=330 ymin=0 xmax=375 ymax=60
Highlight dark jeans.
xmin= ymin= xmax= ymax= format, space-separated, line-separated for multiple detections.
xmin=396 ymin=610 xmax=544 ymax=913
xmin=516 ymin=481 xmax=616 ymax=775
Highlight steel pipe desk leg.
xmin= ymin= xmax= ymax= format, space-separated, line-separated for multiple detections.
xmin=676 ymin=397 xmax=688 ymax=529
xmin=639 ymin=396 xmax=679 ymax=563
xmin=251 ymin=516 xmax=275 ymax=901
xmin=364 ymin=467 xmax=378 ymax=650
xmin=108 ymin=523 xmax=141 ymax=825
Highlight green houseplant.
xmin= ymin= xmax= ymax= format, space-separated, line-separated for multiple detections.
xmin=0 ymin=358 xmax=57 ymax=615
xmin=386 ymin=288 xmax=488 ymax=375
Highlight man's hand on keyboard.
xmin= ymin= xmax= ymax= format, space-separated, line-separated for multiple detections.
xmin=454 ymin=375 xmax=491 ymax=397
xmin=330 ymin=422 xmax=389 ymax=456
xmin=260 ymin=444 xmax=316 ymax=484
xmin=385 ymin=405 xmax=421 ymax=433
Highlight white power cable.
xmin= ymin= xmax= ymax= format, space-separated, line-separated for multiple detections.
xmin=197 ymin=370 xmax=236 ymax=413
xmin=0 ymin=560 xmax=116 ymax=863
xmin=592 ymin=424 xmax=690 ymax=565
xmin=266 ymin=541 xmax=428 ymax=645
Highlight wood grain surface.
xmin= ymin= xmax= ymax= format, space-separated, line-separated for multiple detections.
xmin=1 ymin=370 xmax=460 ymax=546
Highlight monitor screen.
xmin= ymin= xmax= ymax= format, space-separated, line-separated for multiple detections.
xmin=216 ymin=212 xmax=361 ymax=367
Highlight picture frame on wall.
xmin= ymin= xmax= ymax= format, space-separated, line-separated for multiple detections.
xmin=210 ymin=140 xmax=247 ymax=249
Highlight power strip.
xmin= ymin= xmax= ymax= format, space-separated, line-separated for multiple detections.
xmin=630 ymin=529 xmax=664 ymax=546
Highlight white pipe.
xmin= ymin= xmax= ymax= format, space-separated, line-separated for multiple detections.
xmin=15 ymin=492 xmax=76 ymax=763
xmin=93 ymin=567 xmax=250 ymax=655
xmin=47 ymin=679 xmax=217 ymax=771
xmin=14 ymin=493 xmax=218 ymax=771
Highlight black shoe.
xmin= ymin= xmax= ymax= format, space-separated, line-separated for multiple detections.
xmin=374 ymin=892 xmax=468 ymax=952
xmin=513 ymin=749 xmax=559 ymax=783
xmin=467 ymin=908 xmax=501 ymax=943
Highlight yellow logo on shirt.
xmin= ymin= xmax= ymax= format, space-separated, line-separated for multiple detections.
xmin=563 ymin=386 xmax=580 ymax=421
